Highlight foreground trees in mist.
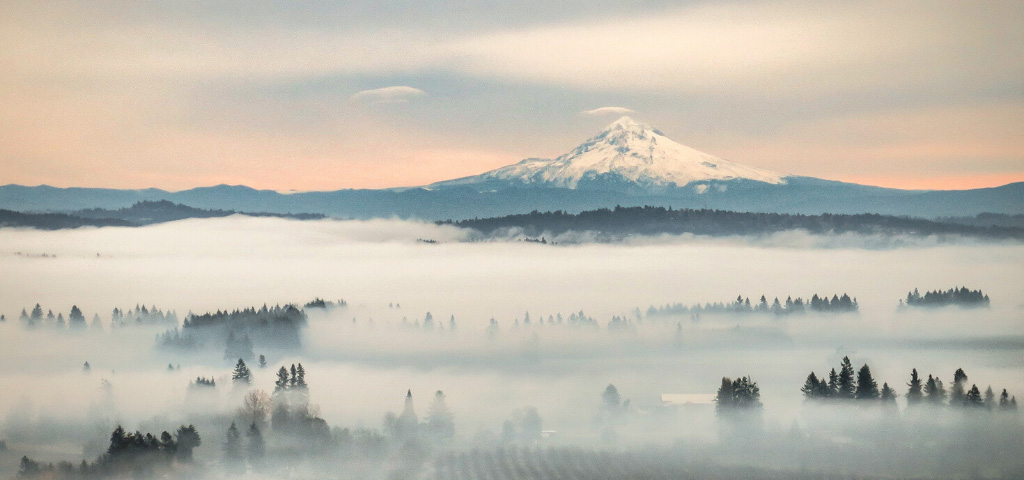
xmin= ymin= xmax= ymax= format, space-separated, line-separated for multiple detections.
xmin=17 ymin=424 xmax=201 ymax=479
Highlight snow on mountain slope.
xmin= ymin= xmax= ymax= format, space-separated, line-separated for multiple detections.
xmin=431 ymin=116 xmax=785 ymax=191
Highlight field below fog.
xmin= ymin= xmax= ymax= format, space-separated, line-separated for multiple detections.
xmin=0 ymin=216 xmax=1022 ymax=479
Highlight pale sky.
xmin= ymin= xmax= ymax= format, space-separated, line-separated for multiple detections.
xmin=1 ymin=1 xmax=1022 ymax=191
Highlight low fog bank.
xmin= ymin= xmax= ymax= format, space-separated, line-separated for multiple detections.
xmin=0 ymin=217 xmax=1022 ymax=478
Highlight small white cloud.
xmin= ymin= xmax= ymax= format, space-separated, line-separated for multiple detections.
xmin=583 ymin=106 xmax=635 ymax=116
xmin=350 ymin=86 xmax=426 ymax=104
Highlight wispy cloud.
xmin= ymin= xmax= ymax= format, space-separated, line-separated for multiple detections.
xmin=582 ymin=107 xmax=634 ymax=116
xmin=349 ymin=86 xmax=427 ymax=104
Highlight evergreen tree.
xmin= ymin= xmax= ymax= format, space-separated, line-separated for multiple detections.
xmin=826 ymin=368 xmax=839 ymax=397
xmin=715 ymin=377 xmax=735 ymax=414
xmin=984 ymin=386 xmax=996 ymax=409
xmin=30 ymin=304 xmax=43 ymax=321
xmin=247 ymin=423 xmax=265 ymax=468
xmin=801 ymin=372 xmax=822 ymax=400
xmin=906 ymin=368 xmax=923 ymax=406
xmin=295 ymin=363 xmax=307 ymax=389
xmin=231 ymin=359 xmax=252 ymax=388
xmin=855 ymin=364 xmax=879 ymax=400
xmin=224 ymin=422 xmax=243 ymax=473
xmin=880 ymin=382 xmax=897 ymax=405
xmin=837 ymin=357 xmax=856 ymax=399
xmin=949 ymin=368 xmax=968 ymax=406
xmin=999 ymin=389 xmax=1010 ymax=409
xmin=602 ymin=384 xmax=622 ymax=411
xmin=964 ymin=384 xmax=984 ymax=407
xmin=924 ymin=375 xmax=947 ymax=405
xmin=427 ymin=390 xmax=455 ymax=440
xmin=258 ymin=354 xmax=266 ymax=369
xmin=274 ymin=366 xmax=289 ymax=393
xmin=68 ymin=305 xmax=86 ymax=328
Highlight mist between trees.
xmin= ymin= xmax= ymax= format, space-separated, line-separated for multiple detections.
xmin=0 ymin=217 xmax=1022 ymax=479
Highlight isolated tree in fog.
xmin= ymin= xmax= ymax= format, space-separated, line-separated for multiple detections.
xmin=603 ymin=384 xmax=622 ymax=411
xmin=258 ymin=354 xmax=266 ymax=369
xmin=247 ymin=422 xmax=265 ymax=468
xmin=30 ymin=304 xmax=43 ymax=321
xmin=906 ymin=369 xmax=923 ymax=406
xmin=224 ymin=422 xmax=244 ymax=473
xmin=427 ymin=390 xmax=455 ymax=441
xmin=855 ymin=364 xmax=879 ymax=400
xmin=984 ymin=386 xmax=996 ymax=409
xmin=999 ymin=389 xmax=1010 ymax=409
xmin=231 ymin=359 xmax=252 ymax=388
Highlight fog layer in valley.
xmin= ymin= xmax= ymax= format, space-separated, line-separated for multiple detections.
xmin=0 ymin=216 xmax=1021 ymax=479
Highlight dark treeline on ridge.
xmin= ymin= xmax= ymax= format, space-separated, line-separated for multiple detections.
xmin=443 ymin=205 xmax=1024 ymax=241
xmin=1 ymin=201 xmax=323 ymax=230
xmin=0 ymin=210 xmax=132 ymax=230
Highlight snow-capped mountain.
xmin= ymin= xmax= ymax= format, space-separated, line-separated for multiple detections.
xmin=430 ymin=116 xmax=785 ymax=192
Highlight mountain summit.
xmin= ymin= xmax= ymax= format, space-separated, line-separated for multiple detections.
xmin=430 ymin=116 xmax=785 ymax=192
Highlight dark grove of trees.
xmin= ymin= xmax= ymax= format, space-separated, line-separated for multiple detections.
xmin=443 ymin=205 xmax=1024 ymax=241
xmin=647 ymin=293 xmax=857 ymax=319
xmin=903 ymin=286 xmax=990 ymax=308
xmin=17 ymin=425 xmax=200 ymax=479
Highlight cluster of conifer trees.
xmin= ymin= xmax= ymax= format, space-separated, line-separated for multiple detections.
xmin=902 ymin=287 xmax=990 ymax=308
xmin=714 ymin=376 xmax=762 ymax=413
xmin=158 ymin=304 xmax=307 ymax=355
xmin=800 ymin=357 xmax=897 ymax=403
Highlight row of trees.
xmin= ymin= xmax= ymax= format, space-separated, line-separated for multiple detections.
xmin=18 ymin=304 xmax=93 ymax=329
xmin=800 ymin=360 xmax=1018 ymax=410
xmin=17 ymin=304 xmax=177 ymax=330
xmin=647 ymin=293 xmax=858 ymax=319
